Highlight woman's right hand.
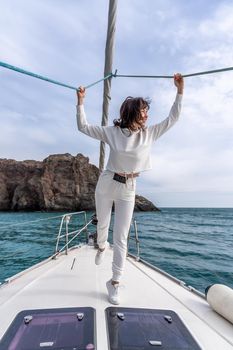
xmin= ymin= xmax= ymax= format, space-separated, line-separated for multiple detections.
xmin=77 ymin=86 xmax=86 ymax=105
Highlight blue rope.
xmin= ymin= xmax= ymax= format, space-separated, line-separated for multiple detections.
xmin=85 ymin=73 xmax=113 ymax=89
xmin=1 ymin=60 xmax=232 ymax=91
xmin=0 ymin=61 xmax=113 ymax=90
xmin=114 ymin=67 xmax=233 ymax=79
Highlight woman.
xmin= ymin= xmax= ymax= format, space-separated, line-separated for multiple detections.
xmin=76 ymin=74 xmax=184 ymax=304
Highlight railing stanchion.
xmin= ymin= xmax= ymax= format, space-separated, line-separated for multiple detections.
xmin=55 ymin=216 xmax=65 ymax=255
xmin=84 ymin=212 xmax=89 ymax=243
xmin=65 ymin=215 xmax=71 ymax=255
xmin=127 ymin=218 xmax=140 ymax=261
xmin=133 ymin=219 xmax=140 ymax=261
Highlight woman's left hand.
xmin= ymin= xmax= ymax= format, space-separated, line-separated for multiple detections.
xmin=174 ymin=73 xmax=184 ymax=94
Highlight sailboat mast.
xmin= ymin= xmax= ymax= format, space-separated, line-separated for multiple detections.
xmin=99 ymin=0 xmax=118 ymax=172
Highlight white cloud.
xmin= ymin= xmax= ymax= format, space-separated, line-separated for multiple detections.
xmin=199 ymin=4 xmax=233 ymax=39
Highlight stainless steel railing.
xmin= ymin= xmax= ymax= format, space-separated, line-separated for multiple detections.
xmin=54 ymin=211 xmax=92 ymax=257
xmin=127 ymin=218 xmax=140 ymax=261
xmin=54 ymin=211 xmax=140 ymax=260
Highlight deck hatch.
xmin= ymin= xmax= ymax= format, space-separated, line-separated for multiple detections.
xmin=0 ymin=307 xmax=96 ymax=350
xmin=106 ymin=307 xmax=201 ymax=349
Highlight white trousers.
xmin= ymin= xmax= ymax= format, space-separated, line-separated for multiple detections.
xmin=95 ymin=170 xmax=136 ymax=282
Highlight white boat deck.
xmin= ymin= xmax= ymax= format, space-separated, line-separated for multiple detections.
xmin=0 ymin=244 xmax=233 ymax=349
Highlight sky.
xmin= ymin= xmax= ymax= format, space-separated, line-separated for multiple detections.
xmin=0 ymin=0 xmax=233 ymax=207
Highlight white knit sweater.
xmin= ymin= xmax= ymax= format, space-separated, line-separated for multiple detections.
xmin=76 ymin=93 xmax=182 ymax=173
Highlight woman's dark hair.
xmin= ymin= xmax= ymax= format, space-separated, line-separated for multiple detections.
xmin=113 ymin=96 xmax=151 ymax=131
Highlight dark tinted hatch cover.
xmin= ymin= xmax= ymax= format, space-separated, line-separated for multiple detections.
xmin=0 ymin=307 xmax=96 ymax=350
xmin=106 ymin=307 xmax=201 ymax=349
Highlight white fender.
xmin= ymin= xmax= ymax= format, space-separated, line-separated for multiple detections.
xmin=206 ymin=284 xmax=233 ymax=324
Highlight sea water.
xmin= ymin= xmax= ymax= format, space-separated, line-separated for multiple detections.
xmin=0 ymin=208 xmax=232 ymax=293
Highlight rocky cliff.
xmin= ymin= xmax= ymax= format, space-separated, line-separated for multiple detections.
xmin=0 ymin=153 xmax=159 ymax=211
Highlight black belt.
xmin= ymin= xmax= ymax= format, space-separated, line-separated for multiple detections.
xmin=113 ymin=173 xmax=139 ymax=184
xmin=113 ymin=173 xmax=127 ymax=183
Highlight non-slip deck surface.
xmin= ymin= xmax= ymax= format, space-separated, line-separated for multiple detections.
xmin=0 ymin=245 xmax=232 ymax=349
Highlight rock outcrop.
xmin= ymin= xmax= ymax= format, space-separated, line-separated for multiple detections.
xmin=0 ymin=153 xmax=159 ymax=211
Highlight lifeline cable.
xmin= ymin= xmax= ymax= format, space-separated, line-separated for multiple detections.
xmin=0 ymin=61 xmax=113 ymax=90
